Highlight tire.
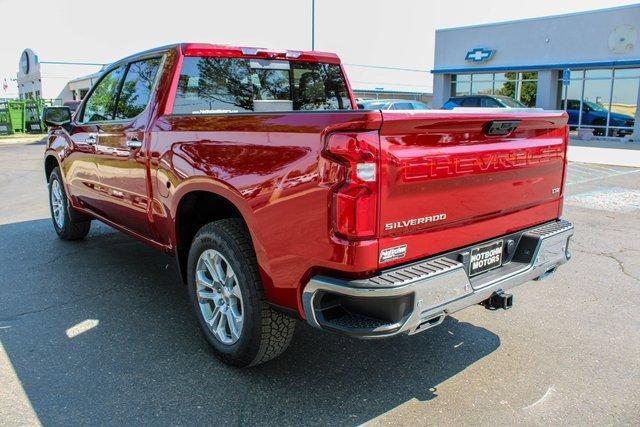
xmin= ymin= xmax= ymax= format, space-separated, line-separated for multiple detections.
xmin=592 ymin=119 xmax=606 ymax=136
xmin=187 ymin=219 xmax=296 ymax=367
xmin=48 ymin=167 xmax=91 ymax=240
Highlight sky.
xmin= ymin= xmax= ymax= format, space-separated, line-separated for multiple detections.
xmin=0 ymin=0 xmax=637 ymax=96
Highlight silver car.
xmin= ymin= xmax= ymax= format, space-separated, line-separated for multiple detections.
xmin=357 ymin=99 xmax=431 ymax=110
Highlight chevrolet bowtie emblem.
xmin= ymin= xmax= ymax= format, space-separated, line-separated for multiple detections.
xmin=465 ymin=47 xmax=494 ymax=63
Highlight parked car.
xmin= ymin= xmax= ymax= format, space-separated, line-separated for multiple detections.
xmin=443 ymin=95 xmax=527 ymax=109
xmin=357 ymin=99 xmax=430 ymax=110
xmin=565 ymin=99 xmax=635 ymax=136
xmin=43 ymin=43 xmax=573 ymax=367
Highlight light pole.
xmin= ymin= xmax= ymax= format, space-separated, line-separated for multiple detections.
xmin=311 ymin=0 xmax=315 ymax=51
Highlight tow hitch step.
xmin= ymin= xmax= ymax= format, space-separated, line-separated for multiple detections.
xmin=483 ymin=290 xmax=513 ymax=310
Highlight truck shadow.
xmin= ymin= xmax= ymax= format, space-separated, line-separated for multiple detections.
xmin=0 ymin=219 xmax=500 ymax=425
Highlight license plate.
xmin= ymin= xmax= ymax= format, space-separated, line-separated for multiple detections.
xmin=469 ymin=240 xmax=503 ymax=276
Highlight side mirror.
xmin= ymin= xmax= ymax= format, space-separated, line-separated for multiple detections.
xmin=43 ymin=106 xmax=72 ymax=127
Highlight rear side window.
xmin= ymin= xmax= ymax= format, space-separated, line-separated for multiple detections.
xmin=480 ymin=97 xmax=501 ymax=108
xmin=392 ymin=102 xmax=414 ymax=110
xmin=461 ymin=97 xmax=479 ymax=107
xmin=115 ymin=57 xmax=162 ymax=120
xmin=81 ymin=66 xmax=126 ymax=123
xmin=172 ymin=57 xmax=352 ymax=114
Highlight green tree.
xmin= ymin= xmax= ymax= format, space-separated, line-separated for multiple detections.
xmin=494 ymin=72 xmax=537 ymax=107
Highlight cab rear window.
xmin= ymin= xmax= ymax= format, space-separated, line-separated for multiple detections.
xmin=172 ymin=57 xmax=352 ymax=114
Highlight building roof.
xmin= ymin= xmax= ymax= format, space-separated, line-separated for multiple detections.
xmin=436 ymin=3 xmax=640 ymax=32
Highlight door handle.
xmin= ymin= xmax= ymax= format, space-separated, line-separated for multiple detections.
xmin=126 ymin=139 xmax=143 ymax=150
xmin=85 ymin=135 xmax=97 ymax=145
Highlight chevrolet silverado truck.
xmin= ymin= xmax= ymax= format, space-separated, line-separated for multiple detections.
xmin=43 ymin=43 xmax=574 ymax=367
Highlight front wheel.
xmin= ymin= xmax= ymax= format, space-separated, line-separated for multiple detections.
xmin=591 ymin=119 xmax=606 ymax=136
xmin=48 ymin=167 xmax=91 ymax=240
xmin=187 ymin=219 xmax=296 ymax=367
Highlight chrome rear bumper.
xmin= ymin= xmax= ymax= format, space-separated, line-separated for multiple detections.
xmin=302 ymin=219 xmax=574 ymax=338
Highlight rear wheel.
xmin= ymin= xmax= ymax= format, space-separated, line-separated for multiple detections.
xmin=187 ymin=219 xmax=296 ymax=367
xmin=48 ymin=167 xmax=91 ymax=240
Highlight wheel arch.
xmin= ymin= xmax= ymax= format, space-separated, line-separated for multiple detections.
xmin=172 ymin=185 xmax=268 ymax=288
xmin=44 ymin=153 xmax=60 ymax=181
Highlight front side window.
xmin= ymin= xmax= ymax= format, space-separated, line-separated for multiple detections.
xmin=115 ymin=57 xmax=162 ymax=120
xmin=583 ymin=101 xmax=607 ymax=112
xmin=173 ymin=57 xmax=352 ymax=114
xmin=566 ymin=100 xmax=581 ymax=110
xmin=360 ymin=101 xmax=388 ymax=110
xmin=495 ymin=96 xmax=526 ymax=108
xmin=81 ymin=66 xmax=125 ymax=123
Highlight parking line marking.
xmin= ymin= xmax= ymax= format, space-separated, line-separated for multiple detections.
xmin=566 ymin=187 xmax=640 ymax=212
xmin=585 ymin=164 xmax=630 ymax=173
xmin=566 ymin=164 xmax=640 ymax=186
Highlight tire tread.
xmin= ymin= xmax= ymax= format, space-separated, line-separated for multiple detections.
xmin=49 ymin=167 xmax=91 ymax=241
xmin=193 ymin=219 xmax=295 ymax=367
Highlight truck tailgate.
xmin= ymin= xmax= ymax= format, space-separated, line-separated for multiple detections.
xmin=378 ymin=110 xmax=568 ymax=267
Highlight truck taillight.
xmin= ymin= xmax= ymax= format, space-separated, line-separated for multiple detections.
xmin=323 ymin=131 xmax=379 ymax=240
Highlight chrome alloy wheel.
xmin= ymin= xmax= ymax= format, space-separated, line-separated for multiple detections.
xmin=51 ymin=179 xmax=65 ymax=229
xmin=195 ymin=249 xmax=244 ymax=345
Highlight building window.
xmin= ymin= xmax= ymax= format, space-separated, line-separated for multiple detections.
xmin=559 ymin=68 xmax=638 ymax=137
xmin=451 ymin=72 xmax=537 ymax=107
xmin=451 ymin=74 xmax=471 ymax=96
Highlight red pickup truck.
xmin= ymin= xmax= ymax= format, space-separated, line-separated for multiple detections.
xmin=43 ymin=43 xmax=574 ymax=367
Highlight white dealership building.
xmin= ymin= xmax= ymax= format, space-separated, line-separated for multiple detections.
xmin=432 ymin=4 xmax=640 ymax=139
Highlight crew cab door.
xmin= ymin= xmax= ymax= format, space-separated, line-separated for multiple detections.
xmin=91 ymin=57 xmax=163 ymax=238
xmin=66 ymin=65 xmax=126 ymax=210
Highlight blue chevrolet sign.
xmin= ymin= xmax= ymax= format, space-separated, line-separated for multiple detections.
xmin=465 ymin=47 xmax=494 ymax=63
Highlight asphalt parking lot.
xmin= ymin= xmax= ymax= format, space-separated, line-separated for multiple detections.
xmin=1 ymin=139 xmax=639 ymax=425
